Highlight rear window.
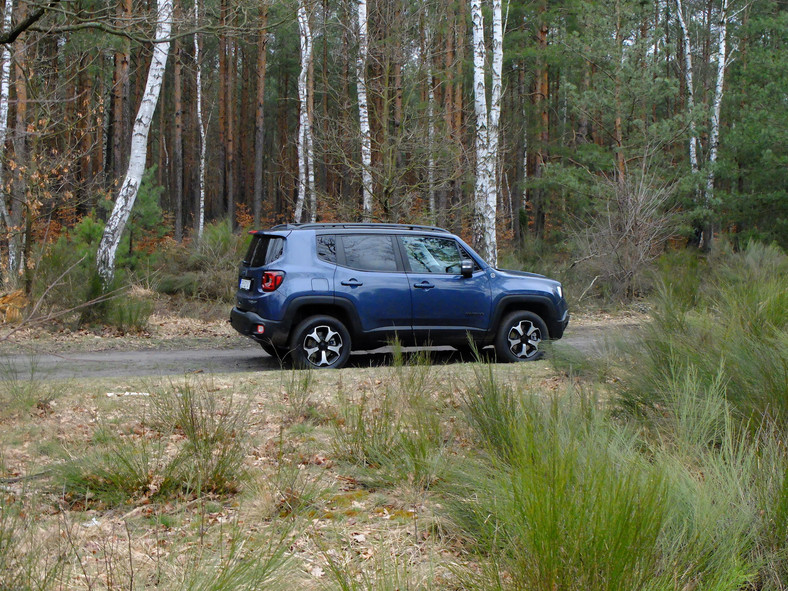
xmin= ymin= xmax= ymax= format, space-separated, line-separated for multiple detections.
xmin=341 ymin=235 xmax=398 ymax=272
xmin=244 ymin=235 xmax=284 ymax=267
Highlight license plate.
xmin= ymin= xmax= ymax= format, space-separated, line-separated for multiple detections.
xmin=239 ymin=278 xmax=251 ymax=290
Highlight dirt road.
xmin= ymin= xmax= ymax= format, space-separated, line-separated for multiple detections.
xmin=0 ymin=325 xmax=622 ymax=380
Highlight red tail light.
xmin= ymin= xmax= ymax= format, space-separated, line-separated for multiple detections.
xmin=261 ymin=271 xmax=285 ymax=292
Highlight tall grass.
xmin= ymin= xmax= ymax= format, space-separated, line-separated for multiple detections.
xmin=331 ymin=353 xmax=450 ymax=491
xmin=446 ymin=363 xmax=787 ymax=590
xmin=621 ymin=241 xmax=788 ymax=423
xmin=57 ymin=382 xmax=250 ymax=506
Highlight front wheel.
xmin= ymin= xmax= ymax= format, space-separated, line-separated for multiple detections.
xmin=495 ymin=311 xmax=548 ymax=362
xmin=289 ymin=315 xmax=352 ymax=369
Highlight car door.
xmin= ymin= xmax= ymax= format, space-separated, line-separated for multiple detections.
xmin=399 ymin=234 xmax=491 ymax=345
xmin=333 ymin=233 xmax=413 ymax=346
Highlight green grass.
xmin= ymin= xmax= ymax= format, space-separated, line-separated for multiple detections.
xmin=621 ymin=241 xmax=788 ymax=424
xmin=56 ymin=381 xmax=250 ymax=507
xmin=444 ymin=359 xmax=787 ymax=591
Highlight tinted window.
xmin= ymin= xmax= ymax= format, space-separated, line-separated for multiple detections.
xmin=244 ymin=236 xmax=285 ymax=267
xmin=401 ymin=236 xmax=461 ymax=274
xmin=317 ymin=235 xmax=337 ymax=263
xmin=341 ymin=235 xmax=398 ymax=272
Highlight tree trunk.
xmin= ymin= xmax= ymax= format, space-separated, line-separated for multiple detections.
xmin=470 ymin=0 xmax=497 ymax=266
xmin=676 ymin=0 xmax=699 ymax=175
xmin=10 ymin=0 xmax=27 ymax=281
xmin=194 ymin=0 xmax=206 ymax=239
xmin=703 ymin=0 xmax=729 ymax=250
xmin=173 ymin=32 xmax=184 ymax=242
xmin=294 ymin=2 xmax=313 ymax=223
xmin=356 ymin=0 xmax=373 ymax=221
xmin=253 ymin=3 xmax=269 ymax=228
xmin=0 ymin=0 xmax=15 ymax=282
xmin=96 ymin=0 xmax=173 ymax=284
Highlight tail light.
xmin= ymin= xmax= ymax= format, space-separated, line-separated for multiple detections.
xmin=261 ymin=271 xmax=285 ymax=292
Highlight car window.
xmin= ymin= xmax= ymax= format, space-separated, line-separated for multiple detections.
xmin=316 ymin=235 xmax=337 ymax=263
xmin=401 ymin=236 xmax=462 ymax=274
xmin=341 ymin=235 xmax=398 ymax=272
xmin=244 ymin=235 xmax=284 ymax=267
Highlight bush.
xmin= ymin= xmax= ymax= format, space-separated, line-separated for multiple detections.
xmin=446 ymin=365 xmax=787 ymax=590
xmin=620 ymin=241 xmax=788 ymax=424
xmin=156 ymin=220 xmax=250 ymax=302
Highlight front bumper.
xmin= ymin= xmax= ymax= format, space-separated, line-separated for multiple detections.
xmin=230 ymin=307 xmax=289 ymax=347
xmin=550 ymin=308 xmax=570 ymax=340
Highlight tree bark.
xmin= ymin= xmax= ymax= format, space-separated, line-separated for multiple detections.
xmin=173 ymin=31 xmax=183 ymax=242
xmin=253 ymin=3 xmax=269 ymax=228
xmin=703 ymin=0 xmax=729 ymax=250
xmin=0 ymin=0 xmax=15 ymax=282
xmin=356 ymin=0 xmax=373 ymax=221
xmin=294 ymin=2 xmax=313 ymax=223
xmin=194 ymin=0 xmax=205 ymax=239
xmin=470 ymin=0 xmax=500 ymax=266
xmin=96 ymin=0 xmax=173 ymax=284
xmin=675 ymin=0 xmax=699 ymax=175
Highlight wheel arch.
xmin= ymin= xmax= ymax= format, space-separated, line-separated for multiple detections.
xmin=286 ymin=297 xmax=360 ymax=341
xmin=492 ymin=295 xmax=555 ymax=338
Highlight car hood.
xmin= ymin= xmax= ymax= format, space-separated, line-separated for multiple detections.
xmin=495 ymin=268 xmax=546 ymax=279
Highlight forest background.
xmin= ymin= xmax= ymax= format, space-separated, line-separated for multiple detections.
xmin=0 ymin=0 xmax=786 ymax=306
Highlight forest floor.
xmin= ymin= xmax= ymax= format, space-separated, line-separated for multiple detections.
xmin=0 ymin=304 xmax=650 ymax=589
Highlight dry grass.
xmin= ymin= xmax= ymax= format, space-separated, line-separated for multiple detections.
xmin=0 ymin=360 xmax=560 ymax=590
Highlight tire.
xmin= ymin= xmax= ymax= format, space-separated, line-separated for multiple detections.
xmin=289 ymin=315 xmax=352 ymax=369
xmin=495 ymin=311 xmax=548 ymax=362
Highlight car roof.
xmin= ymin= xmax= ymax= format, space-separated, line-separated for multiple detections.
xmin=267 ymin=223 xmax=452 ymax=234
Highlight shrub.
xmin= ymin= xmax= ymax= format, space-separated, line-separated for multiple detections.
xmin=156 ymin=219 xmax=250 ymax=302
xmin=620 ymin=241 xmax=788 ymax=424
xmin=447 ymin=366 xmax=785 ymax=590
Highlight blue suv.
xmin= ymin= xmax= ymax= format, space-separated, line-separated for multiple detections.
xmin=230 ymin=223 xmax=569 ymax=369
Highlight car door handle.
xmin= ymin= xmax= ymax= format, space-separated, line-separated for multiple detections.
xmin=341 ymin=279 xmax=364 ymax=287
xmin=414 ymin=281 xmax=435 ymax=289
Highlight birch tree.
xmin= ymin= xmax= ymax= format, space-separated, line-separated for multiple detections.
xmin=294 ymin=2 xmax=314 ymax=223
xmin=676 ymin=0 xmax=700 ymax=175
xmin=194 ymin=0 xmax=206 ymax=239
xmin=356 ymin=0 xmax=373 ymax=221
xmin=96 ymin=0 xmax=173 ymax=284
xmin=676 ymin=0 xmax=733 ymax=248
xmin=0 ymin=0 xmax=15 ymax=282
xmin=470 ymin=0 xmax=503 ymax=266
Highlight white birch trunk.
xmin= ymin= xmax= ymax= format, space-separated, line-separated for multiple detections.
xmin=486 ymin=0 xmax=503 ymax=265
xmin=356 ymin=0 xmax=373 ymax=221
xmin=194 ymin=0 xmax=206 ymax=239
xmin=0 ymin=0 xmax=15 ymax=278
xmin=294 ymin=3 xmax=312 ymax=223
xmin=470 ymin=0 xmax=498 ymax=266
xmin=426 ymin=26 xmax=435 ymax=219
xmin=676 ymin=0 xmax=699 ymax=174
xmin=96 ymin=0 xmax=173 ymax=284
xmin=705 ymin=0 xmax=728 ymax=203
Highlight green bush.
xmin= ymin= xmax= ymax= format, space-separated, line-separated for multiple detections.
xmin=620 ymin=241 xmax=788 ymax=424
xmin=156 ymin=219 xmax=250 ymax=302
xmin=447 ymin=365 xmax=786 ymax=590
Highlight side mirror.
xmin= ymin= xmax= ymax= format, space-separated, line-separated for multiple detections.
xmin=460 ymin=259 xmax=474 ymax=278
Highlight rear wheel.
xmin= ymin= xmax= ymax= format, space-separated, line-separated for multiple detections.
xmin=290 ymin=315 xmax=352 ymax=369
xmin=495 ymin=311 xmax=548 ymax=362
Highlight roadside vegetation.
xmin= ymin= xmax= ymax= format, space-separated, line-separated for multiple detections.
xmin=1 ymin=241 xmax=786 ymax=589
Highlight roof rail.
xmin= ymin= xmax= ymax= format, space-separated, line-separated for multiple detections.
xmin=269 ymin=222 xmax=451 ymax=233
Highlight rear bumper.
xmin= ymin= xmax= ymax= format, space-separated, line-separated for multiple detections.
xmin=230 ymin=307 xmax=289 ymax=347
